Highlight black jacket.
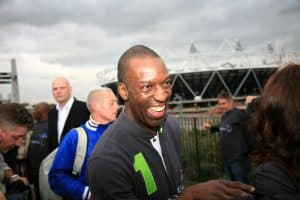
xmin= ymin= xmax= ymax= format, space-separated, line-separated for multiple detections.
xmin=211 ymin=108 xmax=252 ymax=160
xmin=254 ymin=161 xmax=300 ymax=200
xmin=88 ymin=112 xmax=183 ymax=200
xmin=47 ymin=98 xmax=90 ymax=152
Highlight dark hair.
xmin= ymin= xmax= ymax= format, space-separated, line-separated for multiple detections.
xmin=32 ymin=102 xmax=50 ymax=121
xmin=117 ymin=45 xmax=161 ymax=84
xmin=250 ymin=62 xmax=300 ymax=178
xmin=0 ymin=103 xmax=34 ymax=130
xmin=217 ymin=90 xmax=232 ymax=101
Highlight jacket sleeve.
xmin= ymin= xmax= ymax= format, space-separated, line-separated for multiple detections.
xmin=210 ymin=124 xmax=220 ymax=133
xmin=47 ymin=109 xmax=58 ymax=152
xmin=0 ymin=154 xmax=11 ymax=183
xmin=49 ymin=129 xmax=87 ymax=200
xmin=239 ymin=110 xmax=253 ymax=152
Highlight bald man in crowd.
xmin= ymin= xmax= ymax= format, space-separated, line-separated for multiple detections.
xmin=48 ymin=77 xmax=90 ymax=152
xmin=49 ymin=87 xmax=119 ymax=200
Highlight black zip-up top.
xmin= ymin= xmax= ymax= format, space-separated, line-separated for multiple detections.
xmin=219 ymin=108 xmax=252 ymax=160
xmin=88 ymin=112 xmax=183 ymax=200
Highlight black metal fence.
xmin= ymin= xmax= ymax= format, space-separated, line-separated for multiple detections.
xmin=175 ymin=114 xmax=229 ymax=185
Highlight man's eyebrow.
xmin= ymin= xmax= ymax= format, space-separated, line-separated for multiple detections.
xmin=162 ymin=76 xmax=171 ymax=82
xmin=13 ymin=135 xmax=23 ymax=139
xmin=138 ymin=80 xmax=153 ymax=84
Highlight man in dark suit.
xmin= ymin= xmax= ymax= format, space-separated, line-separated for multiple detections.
xmin=48 ymin=77 xmax=90 ymax=152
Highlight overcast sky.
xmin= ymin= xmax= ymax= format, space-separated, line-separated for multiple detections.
xmin=0 ymin=0 xmax=299 ymax=104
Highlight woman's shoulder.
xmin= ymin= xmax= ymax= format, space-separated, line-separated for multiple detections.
xmin=254 ymin=161 xmax=300 ymax=199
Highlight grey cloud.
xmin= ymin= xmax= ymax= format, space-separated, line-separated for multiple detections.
xmin=0 ymin=0 xmax=300 ymax=103
xmin=0 ymin=1 xmax=207 ymax=32
xmin=279 ymin=0 xmax=300 ymax=15
xmin=1 ymin=0 xmax=299 ymax=44
xmin=0 ymin=0 xmax=300 ymax=68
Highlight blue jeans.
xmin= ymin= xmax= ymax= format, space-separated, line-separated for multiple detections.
xmin=224 ymin=156 xmax=251 ymax=184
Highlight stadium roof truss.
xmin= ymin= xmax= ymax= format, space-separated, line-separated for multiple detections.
xmin=97 ymin=40 xmax=300 ymax=107
xmin=170 ymin=67 xmax=275 ymax=104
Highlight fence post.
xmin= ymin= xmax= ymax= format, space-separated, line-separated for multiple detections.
xmin=193 ymin=117 xmax=201 ymax=181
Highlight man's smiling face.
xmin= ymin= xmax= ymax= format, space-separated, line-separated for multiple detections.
xmin=121 ymin=57 xmax=172 ymax=132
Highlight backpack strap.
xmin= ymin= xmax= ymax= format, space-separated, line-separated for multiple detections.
xmin=72 ymin=127 xmax=88 ymax=176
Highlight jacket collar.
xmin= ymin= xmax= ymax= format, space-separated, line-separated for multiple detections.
xmin=56 ymin=96 xmax=74 ymax=110
xmin=118 ymin=111 xmax=166 ymax=140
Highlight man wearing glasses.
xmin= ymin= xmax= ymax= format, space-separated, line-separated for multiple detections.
xmin=0 ymin=103 xmax=34 ymax=199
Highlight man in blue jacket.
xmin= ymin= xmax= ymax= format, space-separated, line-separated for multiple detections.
xmin=49 ymin=87 xmax=119 ymax=200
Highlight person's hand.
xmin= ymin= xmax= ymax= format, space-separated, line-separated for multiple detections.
xmin=0 ymin=192 xmax=6 ymax=200
xmin=19 ymin=177 xmax=29 ymax=186
xmin=245 ymin=96 xmax=257 ymax=105
xmin=179 ymin=179 xmax=255 ymax=200
xmin=202 ymin=122 xmax=211 ymax=130
xmin=9 ymin=175 xmax=29 ymax=186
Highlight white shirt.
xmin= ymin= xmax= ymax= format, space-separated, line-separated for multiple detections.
xmin=150 ymin=133 xmax=167 ymax=171
xmin=56 ymin=97 xmax=74 ymax=143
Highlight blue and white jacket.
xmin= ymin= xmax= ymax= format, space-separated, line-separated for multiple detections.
xmin=49 ymin=117 xmax=112 ymax=200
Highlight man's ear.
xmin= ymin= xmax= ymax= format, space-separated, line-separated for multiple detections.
xmin=91 ymin=101 xmax=101 ymax=112
xmin=118 ymin=82 xmax=128 ymax=101
xmin=230 ymin=100 xmax=235 ymax=107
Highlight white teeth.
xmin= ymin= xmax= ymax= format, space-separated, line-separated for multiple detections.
xmin=149 ymin=105 xmax=165 ymax=112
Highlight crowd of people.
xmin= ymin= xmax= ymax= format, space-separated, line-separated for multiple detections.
xmin=0 ymin=45 xmax=299 ymax=200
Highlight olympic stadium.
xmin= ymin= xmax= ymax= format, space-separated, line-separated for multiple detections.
xmin=97 ymin=40 xmax=300 ymax=109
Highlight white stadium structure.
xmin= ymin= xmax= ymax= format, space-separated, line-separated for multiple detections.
xmin=97 ymin=40 xmax=300 ymax=108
